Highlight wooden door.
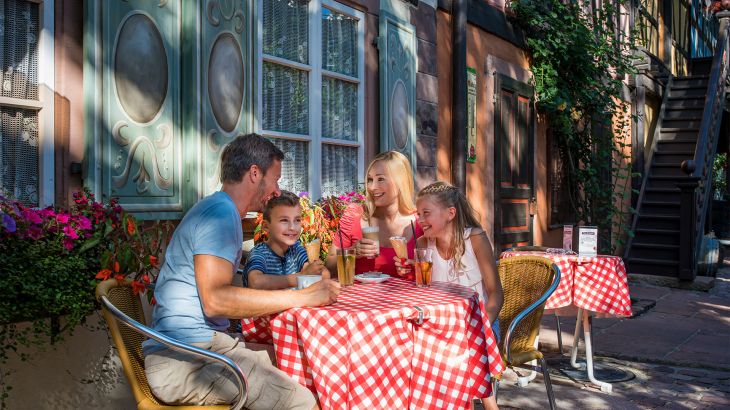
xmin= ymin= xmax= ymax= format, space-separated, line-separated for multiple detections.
xmin=494 ymin=74 xmax=534 ymax=251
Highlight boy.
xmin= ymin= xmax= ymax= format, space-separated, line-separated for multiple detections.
xmin=245 ymin=190 xmax=327 ymax=289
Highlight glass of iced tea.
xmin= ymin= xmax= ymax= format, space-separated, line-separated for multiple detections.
xmin=336 ymin=247 xmax=356 ymax=287
xmin=414 ymin=248 xmax=433 ymax=288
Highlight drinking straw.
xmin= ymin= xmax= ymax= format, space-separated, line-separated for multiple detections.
xmin=338 ymin=222 xmax=346 ymax=274
xmin=410 ymin=220 xmax=418 ymax=266
xmin=410 ymin=220 xmax=417 ymax=243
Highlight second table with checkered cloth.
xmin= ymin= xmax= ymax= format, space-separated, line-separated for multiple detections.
xmin=241 ymin=278 xmax=503 ymax=409
xmin=499 ymin=250 xmax=632 ymax=392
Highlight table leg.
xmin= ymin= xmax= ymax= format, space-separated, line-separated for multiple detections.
xmin=569 ymin=309 xmax=584 ymax=370
xmin=581 ymin=311 xmax=613 ymax=393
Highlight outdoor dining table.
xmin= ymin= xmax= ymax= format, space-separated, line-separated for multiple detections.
xmin=240 ymin=278 xmax=503 ymax=410
xmin=499 ymin=250 xmax=632 ymax=393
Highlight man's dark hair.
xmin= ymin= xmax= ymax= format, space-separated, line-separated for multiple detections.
xmin=262 ymin=190 xmax=300 ymax=221
xmin=220 ymin=133 xmax=285 ymax=184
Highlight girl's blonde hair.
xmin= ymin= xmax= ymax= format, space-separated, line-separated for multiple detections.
xmin=417 ymin=181 xmax=481 ymax=269
xmin=363 ymin=151 xmax=416 ymax=220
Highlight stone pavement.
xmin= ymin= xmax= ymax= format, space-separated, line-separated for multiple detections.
xmin=496 ymin=254 xmax=730 ymax=409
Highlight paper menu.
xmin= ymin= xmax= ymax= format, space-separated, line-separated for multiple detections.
xmin=562 ymin=225 xmax=573 ymax=251
xmin=578 ymin=226 xmax=598 ymax=257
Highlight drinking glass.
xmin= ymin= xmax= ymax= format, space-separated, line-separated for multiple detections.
xmin=336 ymin=248 xmax=356 ymax=287
xmin=414 ymin=248 xmax=433 ymax=288
xmin=361 ymin=226 xmax=380 ymax=259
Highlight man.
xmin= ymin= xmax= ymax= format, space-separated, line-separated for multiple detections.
xmin=142 ymin=133 xmax=340 ymax=409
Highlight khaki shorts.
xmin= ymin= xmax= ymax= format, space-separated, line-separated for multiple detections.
xmin=144 ymin=332 xmax=315 ymax=410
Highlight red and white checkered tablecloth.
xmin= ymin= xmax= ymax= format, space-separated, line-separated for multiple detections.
xmin=499 ymin=251 xmax=632 ymax=317
xmin=241 ymin=278 xmax=503 ymax=410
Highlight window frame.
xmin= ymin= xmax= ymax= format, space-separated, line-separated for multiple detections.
xmin=254 ymin=0 xmax=365 ymax=199
xmin=0 ymin=0 xmax=54 ymax=207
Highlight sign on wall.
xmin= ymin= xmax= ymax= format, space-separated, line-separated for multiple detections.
xmin=467 ymin=67 xmax=477 ymax=163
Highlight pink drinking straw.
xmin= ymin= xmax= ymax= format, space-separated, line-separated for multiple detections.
xmin=337 ymin=222 xmax=346 ymax=274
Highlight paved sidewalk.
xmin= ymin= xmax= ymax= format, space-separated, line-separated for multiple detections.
xmin=497 ymin=254 xmax=730 ymax=409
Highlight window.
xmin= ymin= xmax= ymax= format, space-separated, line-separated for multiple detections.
xmin=0 ymin=0 xmax=53 ymax=206
xmin=257 ymin=0 xmax=364 ymax=199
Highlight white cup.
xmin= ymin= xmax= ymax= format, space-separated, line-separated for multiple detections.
xmin=296 ymin=274 xmax=322 ymax=290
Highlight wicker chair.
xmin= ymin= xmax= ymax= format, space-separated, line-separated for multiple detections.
xmin=496 ymin=256 xmax=561 ymax=410
xmin=96 ymin=279 xmax=247 ymax=410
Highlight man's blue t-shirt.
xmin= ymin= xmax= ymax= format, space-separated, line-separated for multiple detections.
xmin=242 ymin=241 xmax=308 ymax=286
xmin=142 ymin=191 xmax=243 ymax=353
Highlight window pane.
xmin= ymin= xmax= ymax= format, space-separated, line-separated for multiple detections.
xmin=270 ymin=138 xmax=309 ymax=195
xmin=262 ymin=62 xmax=309 ymax=135
xmin=1 ymin=0 xmax=40 ymax=100
xmin=1 ymin=107 xmax=39 ymax=205
xmin=263 ymin=0 xmax=309 ymax=64
xmin=322 ymin=76 xmax=357 ymax=141
xmin=322 ymin=8 xmax=357 ymax=77
xmin=321 ymin=144 xmax=357 ymax=197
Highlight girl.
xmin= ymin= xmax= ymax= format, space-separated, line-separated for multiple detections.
xmin=403 ymin=181 xmax=503 ymax=328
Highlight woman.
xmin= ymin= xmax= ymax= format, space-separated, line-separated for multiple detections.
xmin=326 ymin=151 xmax=422 ymax=279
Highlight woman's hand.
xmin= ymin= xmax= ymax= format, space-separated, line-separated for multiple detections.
xmin=393 ymin=256 xmax=413 ymax=277
xmin=356 ymin=238 xmax=379 ymax=258
xmin=301 ymin=260 xmax=326 ymax=275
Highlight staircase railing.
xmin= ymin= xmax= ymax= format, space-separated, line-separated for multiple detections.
xmin=679 ymin=12 xmax=730 ymax=280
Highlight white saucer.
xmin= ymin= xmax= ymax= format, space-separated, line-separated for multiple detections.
xmin=355 ymin=272 xmax=390 ymax=284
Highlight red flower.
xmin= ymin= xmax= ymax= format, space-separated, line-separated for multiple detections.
xmin=131 ymin=281 xmax=146 ymax=295
xmin=96 ymin=269 xmax=112 ymax=280
xmin=149 ymin=255 xmax=158 ymax=267
xmin=114 ymin=261 xmax=120 ymax=273
xmin=127 ymin=218 xmax=136 ymax=235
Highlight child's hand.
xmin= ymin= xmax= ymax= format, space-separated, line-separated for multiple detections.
xmin=302 ymin=260 xmax=326 ymax=275
xmin=393 ymin=256 xmax=413 ymax=277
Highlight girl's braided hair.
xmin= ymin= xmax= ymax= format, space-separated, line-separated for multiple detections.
xmin=417 ymin=182 xmax=481 ymax=269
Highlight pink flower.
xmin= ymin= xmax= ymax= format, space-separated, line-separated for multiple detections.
xmin=76 ymin=216 xmax=92 ymax=230
xmin=38 ymin=208 xmax=56 ymax=219
xmin=26 ymin=225 xmax=43 ymax=240
xmin=22 ymin=209 xmax=43 ymax=224
xmin=57 ymin=213 xmax=70 ymax=224
xmin=62 ymin=238 xmax=74 ymax=250
xmin=63 ymin=225 xmax=79 ymax=239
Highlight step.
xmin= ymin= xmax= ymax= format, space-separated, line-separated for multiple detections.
xmin=664 ymin=99 xmax=706 ymax=109
xmin=652 ymin=151 xmax=695 ymax=163
xmin=662 ymin=118 xmax=703 ymax=128
xmin=632 ymin=228 xmax=680 ymax=245
xmin=669 ymin=88 xmax=708 ymax=98
xmin=625 ymin=258 xmax=679 ymax=276
xmin=667 ymin=95 xmax=705 ymax=101
xmin=628 ymin=243 xmax=681 ymax=260
xmin=647 ymin=175 xmax=693 ymax=189
xmin=650 ymin=163 xmax=688 ymax=176
xmin=635 ymin=213 xmax=680 ymax=230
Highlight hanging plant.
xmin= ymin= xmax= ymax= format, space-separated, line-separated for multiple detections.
xmin=510 ymin=0 xmax=639 ymax=252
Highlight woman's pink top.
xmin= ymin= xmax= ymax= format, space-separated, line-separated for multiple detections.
xmin=334 ymin=203 xmax=422 ymax=280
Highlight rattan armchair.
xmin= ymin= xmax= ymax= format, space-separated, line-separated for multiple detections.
xmin=96 ymin=279 xmax=248 ymax=410
xmin=496 ymin=256 xmax=561 ymax=410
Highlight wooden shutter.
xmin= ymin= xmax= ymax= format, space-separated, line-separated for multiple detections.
xmin=378 ymin=6 xmax=416 ymax=169
xmin=96 ymin=0 xmax=183 ymax=218
xmin=199 ymin=1 xmax=250 ymax=196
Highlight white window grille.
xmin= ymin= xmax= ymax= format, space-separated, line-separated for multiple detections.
xmin=0 ymin=0 xmax=53 ymax=206
xmin=257 ymin=0 xmax=364 ymax=199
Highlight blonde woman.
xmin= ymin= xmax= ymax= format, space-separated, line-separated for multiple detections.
xmin=326 ymin=151 xmax=423 ymax=278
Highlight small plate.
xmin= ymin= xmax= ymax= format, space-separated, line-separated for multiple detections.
xmin=355 ymin=272 xmax=390 ymax=284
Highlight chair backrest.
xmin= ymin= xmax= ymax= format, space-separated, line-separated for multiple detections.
xmin=497 ymin=256 xmax=559 ymax=361
xmin=507 ymin=245 xmax=550 ymax=252
xmin=96 ymin=279 xmax=163 ymax=408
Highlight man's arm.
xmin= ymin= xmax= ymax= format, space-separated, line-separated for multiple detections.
xmin=195 ymin=254 xmax=340 ymax=318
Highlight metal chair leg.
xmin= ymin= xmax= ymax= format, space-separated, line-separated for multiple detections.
xmin=555 ymin=314 xmax=563 ymax=355
xmin=539 ymin=357 xmax=557 ymax=410
xmin=492 ymin=378 xmax=500 ymax=403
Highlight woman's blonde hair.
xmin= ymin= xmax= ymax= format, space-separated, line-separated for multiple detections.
xmin=363 ymin=151 xmax=416 ymax=220
xmin=417 ymin=181 xmax=481 ymax=269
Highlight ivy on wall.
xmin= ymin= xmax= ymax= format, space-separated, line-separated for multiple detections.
xmin=510 ymin=0 xmax=639 ymax=252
